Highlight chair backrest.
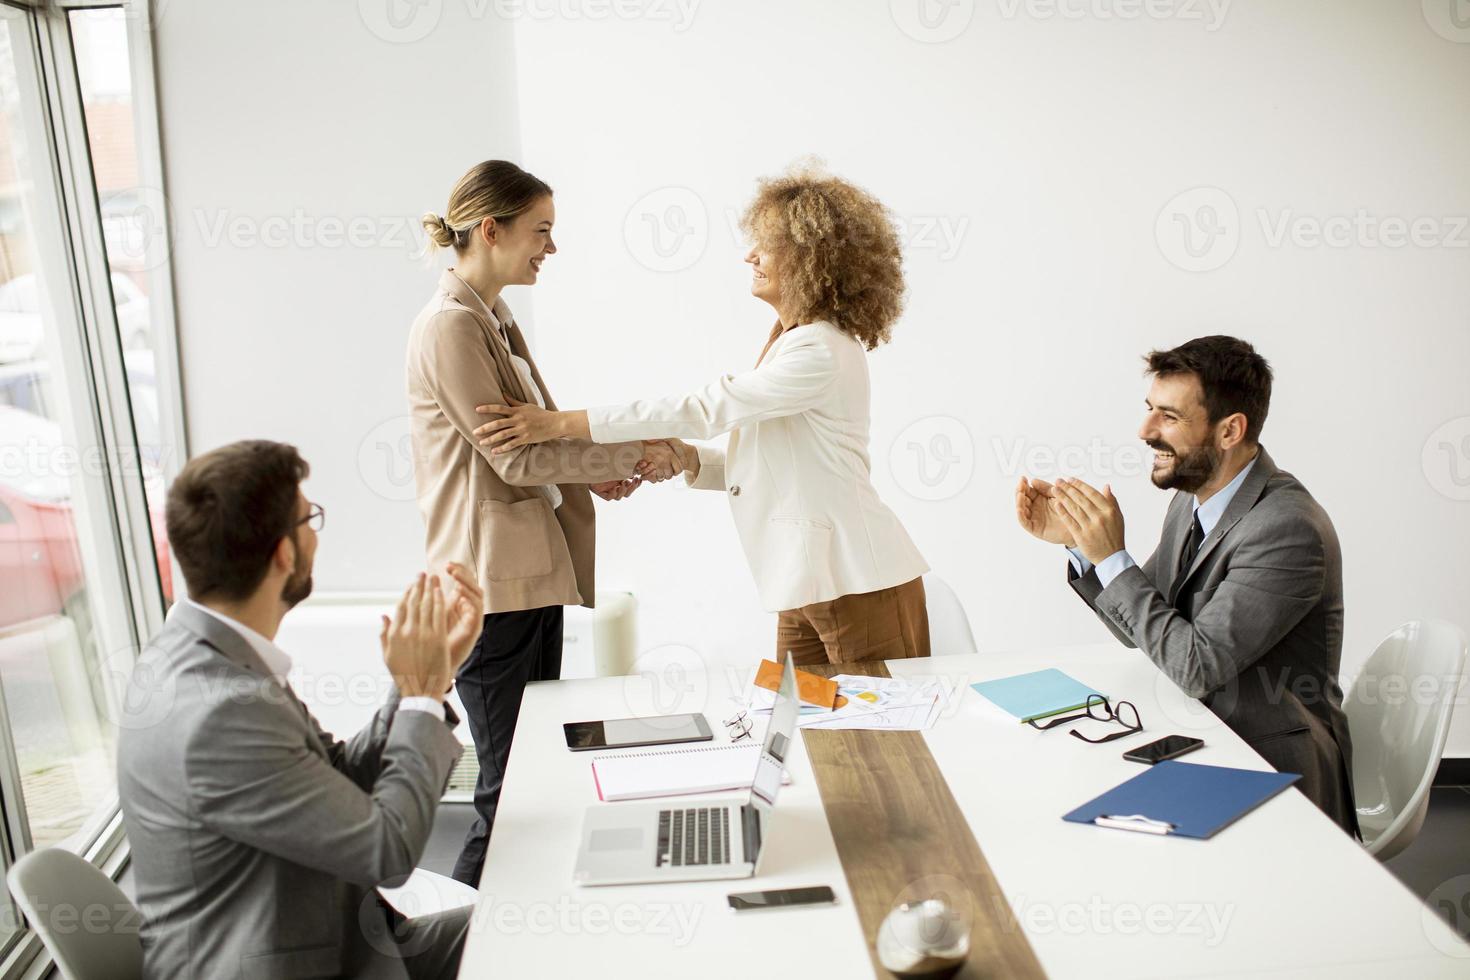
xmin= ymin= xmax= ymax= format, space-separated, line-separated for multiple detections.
xmin=1344 ymin=619 xmax=1468 ymax=858
xmin=923 ymin=574 xmax=977 ymax=656
xmin=6 ymin=848 xmax=143 ymax=980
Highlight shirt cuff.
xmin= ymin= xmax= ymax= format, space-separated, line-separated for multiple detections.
xmin=399 ymin=696 xmax=446 ymax=721
xmin=1066 ymin=547 xmax=1092 ymax=577
xmin=1095 ymin=550 xmax=1136 ymax=589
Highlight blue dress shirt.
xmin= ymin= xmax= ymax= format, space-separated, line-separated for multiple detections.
xmin=1067 ymin=454 xmax=1259 ymax=588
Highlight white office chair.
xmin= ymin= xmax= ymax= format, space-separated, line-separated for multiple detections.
xmin=1343 ymin=619 xmax=1468 ymax=861
xmin=6 ymin=848 xmax=143 ymax=980
xmin=923 ymin=574 xmax=976 ymax=656
xmin=377 ymin=868 xmax=478 ymax=919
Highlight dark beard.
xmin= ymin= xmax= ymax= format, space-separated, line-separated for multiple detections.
xmin=281 ymin=531 xmax=314 ymax=609
xmin=1149 ymin=440 xmax=1221 ymax=494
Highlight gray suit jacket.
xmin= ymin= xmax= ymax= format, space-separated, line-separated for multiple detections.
xmin=1069 ymin=446 xmax=1358 ymax=834
xmin=117 ymin=603 xmax=463 ymax=979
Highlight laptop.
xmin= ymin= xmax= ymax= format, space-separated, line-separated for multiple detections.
xmin=573 ymin=655 xmax=799 ymax=886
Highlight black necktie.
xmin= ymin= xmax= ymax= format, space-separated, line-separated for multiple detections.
xmin=1180 ymin=512 xmax=1206 ymax=577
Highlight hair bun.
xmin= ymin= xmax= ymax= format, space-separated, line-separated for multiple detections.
xmin=421 ymin=211 xmax=457 ymax=250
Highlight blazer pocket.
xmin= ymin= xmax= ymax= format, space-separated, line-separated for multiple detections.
xmin=479 ymin=497 xmax=555 ymax=581
xmin=1245 ymin=725 xmax=1311 ymax=775
xmin=1247 ymin=725 xmax=1310 ymax=747
xmin=769 ymin=516 xmax=834 ymax=531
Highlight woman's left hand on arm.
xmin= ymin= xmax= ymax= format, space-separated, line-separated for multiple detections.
xmin=474 ymin=399 xmax=590 ymax=452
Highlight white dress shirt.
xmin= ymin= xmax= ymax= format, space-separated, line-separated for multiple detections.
xmin=178 ymin=598 xmax=443 ymax=719
xmin=1068 ymin=454 xmax=1259 ymax=588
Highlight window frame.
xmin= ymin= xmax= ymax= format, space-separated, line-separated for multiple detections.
xmin=0 ymin=0 xmax=184 ymax=974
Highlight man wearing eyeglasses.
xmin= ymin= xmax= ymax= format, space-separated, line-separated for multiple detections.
xmin=1015 ymin=336 xmax=1357 ymax=836
xmin=117 ymin=440 xmax=481 ymax=979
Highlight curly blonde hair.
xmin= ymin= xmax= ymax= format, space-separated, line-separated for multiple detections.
xmin=740 ymin=162 xmax=905 ymax=351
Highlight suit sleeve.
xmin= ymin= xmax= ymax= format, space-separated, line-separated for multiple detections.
xmin=684 ymin=443 xmax=727 ymax=491
xmin=184 ymin=690 xmax=462 ymax=888
xmin=584 ymin=329 xmax=838 ymax=443
xmin=1067 ymin=562 xmax=1137 ymax=649
xmin=1085 ymin=517 xmax=1326 ymax=698
xmin=420 ymin=309 xmax=642 ymax=486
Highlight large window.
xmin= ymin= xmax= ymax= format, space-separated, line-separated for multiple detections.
xmin=0 ymin=0 xmax=180 ymax=972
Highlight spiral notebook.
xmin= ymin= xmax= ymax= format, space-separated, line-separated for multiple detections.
xmin=589 ymin=742 xmax=790 ymax=802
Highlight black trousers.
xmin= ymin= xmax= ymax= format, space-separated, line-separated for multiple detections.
xmin=450 ymin=606 xmax=563 ymax=885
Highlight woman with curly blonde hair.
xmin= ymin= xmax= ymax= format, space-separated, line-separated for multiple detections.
xmin=472 ymin=163 xmax=931 ymax=664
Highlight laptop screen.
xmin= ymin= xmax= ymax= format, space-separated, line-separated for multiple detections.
xmin=749 ymin=655 xmax=798 ymax=818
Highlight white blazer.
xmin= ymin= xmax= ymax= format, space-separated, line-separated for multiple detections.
xmin=586 ymin=321 xmax=929 ymax=612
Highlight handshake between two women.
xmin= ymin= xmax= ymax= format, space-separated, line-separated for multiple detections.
xmin=471 ymin=397 xmax=695 ymax=502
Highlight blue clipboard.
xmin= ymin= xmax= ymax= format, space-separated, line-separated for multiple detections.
xmin=1063 ymin=761 xmax=1302 ymax=839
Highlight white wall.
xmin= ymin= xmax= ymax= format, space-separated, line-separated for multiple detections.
xmin=155 ymin=2 xmax=1470 ymax=751
xmin=152 ymin=0 xmax=522 ymax=591
xmin=508 ymin=1 xmax=1470 ymax=747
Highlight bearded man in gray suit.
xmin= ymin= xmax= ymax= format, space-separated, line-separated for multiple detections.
xmin=118 ymin=440 xmax=482 ymax=978
xmin=1016 ymin=336 xmax=1358 ymax=835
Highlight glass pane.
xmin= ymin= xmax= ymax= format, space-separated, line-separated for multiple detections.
xmin=69 ymin=5 xmax=175 ymax=611
xmin=0 ymin=7 xmax=121 ymax=863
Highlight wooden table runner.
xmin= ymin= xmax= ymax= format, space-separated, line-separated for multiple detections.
xmin=799 ymin=661 xmax=1046 ymax=979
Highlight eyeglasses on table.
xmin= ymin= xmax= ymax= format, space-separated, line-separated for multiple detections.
xmin=1026 ymin=694 xmax=1142 ymax=744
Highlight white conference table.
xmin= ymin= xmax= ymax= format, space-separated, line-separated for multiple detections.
xmin=458 ymin=643 xmax=1470 ymax=977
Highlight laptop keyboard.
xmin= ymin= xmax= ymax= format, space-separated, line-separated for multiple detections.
xmin=656 ymin=807 xmax=731 ymax=867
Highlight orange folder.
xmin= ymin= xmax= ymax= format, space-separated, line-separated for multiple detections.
xmin=754 ymin=659 xmax=848 ymax=710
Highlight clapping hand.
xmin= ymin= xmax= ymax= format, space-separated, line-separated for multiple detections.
xmin=1016 ymin=477 xmax=1075 ymax=547
xmin=1048 ymin=478 xmax=1127 ymax=565
xmin=441 ymin=562 xmax=485 ymax=673
xmin=378 ymin=574 xmax=453 ymax=699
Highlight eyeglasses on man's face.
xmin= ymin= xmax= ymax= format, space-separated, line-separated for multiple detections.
xmin=296 ymin=502 xmax=325 ymax=532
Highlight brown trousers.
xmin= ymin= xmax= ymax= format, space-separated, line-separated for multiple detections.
xmin=775 ymin=577 xmax=930 ymax=666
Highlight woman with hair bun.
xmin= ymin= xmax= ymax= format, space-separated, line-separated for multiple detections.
xmin=407 ymin=160 xmax=674 ymax=884
xmin=472 ymin=163 xmax=931 ymax=666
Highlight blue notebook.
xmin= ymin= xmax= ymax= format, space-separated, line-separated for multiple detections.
xmin=970 ymin=668 xmax=1104 ymax=724
xmin=1063 ymin=761 xmax=1302 ymax=839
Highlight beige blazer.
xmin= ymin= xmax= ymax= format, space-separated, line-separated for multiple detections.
xmin=406 ymin=270 xmax=641 ymax=613
xmin=586 ymin=320 xmax=929 ymax=611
